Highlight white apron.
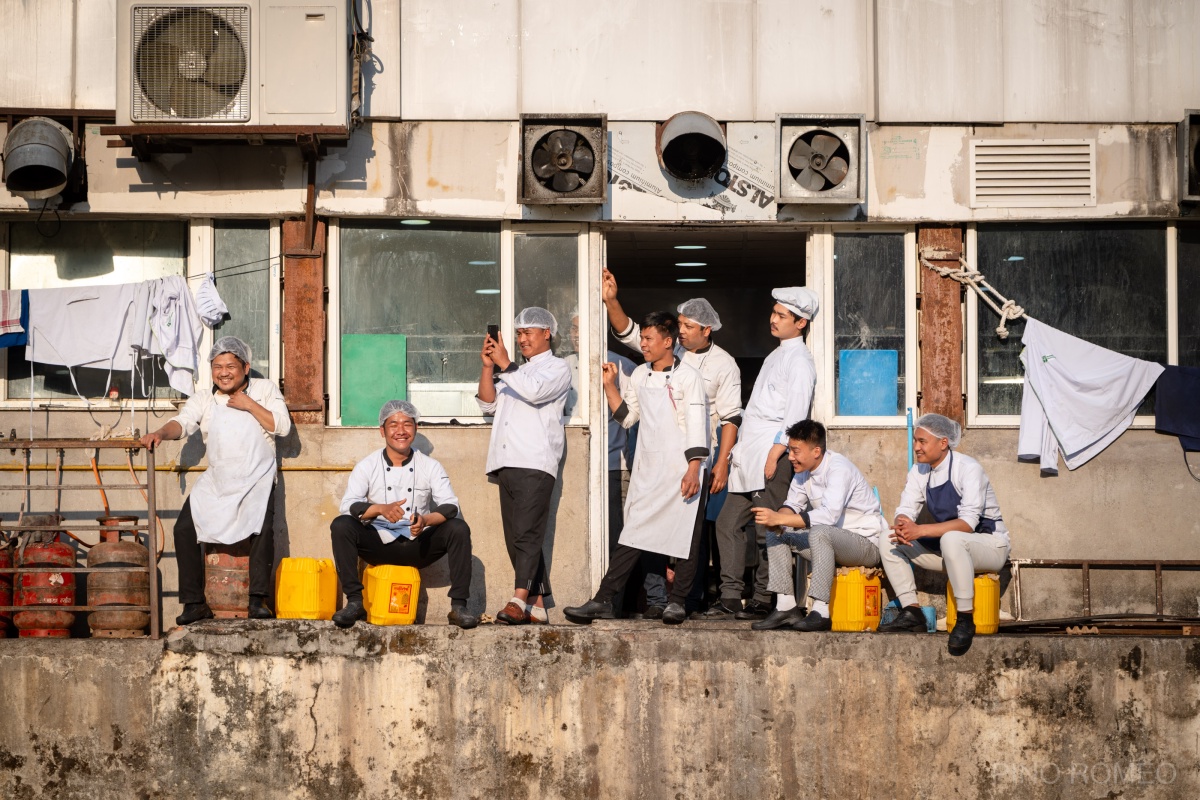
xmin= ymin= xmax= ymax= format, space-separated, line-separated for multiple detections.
xmin=188 ymin=400 xmax=276 ymax=545
xmin=618 ymin=378 xmax=704 ymax=559
xmin=727 ymin=418 xmax=775 ymax=495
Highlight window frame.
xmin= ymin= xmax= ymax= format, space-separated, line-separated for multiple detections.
xmin=965 ymin=222 xmax=1177 ymax=428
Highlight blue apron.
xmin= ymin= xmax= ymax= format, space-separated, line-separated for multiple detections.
xmin=918 ymin=451 xmax=999 ymax=554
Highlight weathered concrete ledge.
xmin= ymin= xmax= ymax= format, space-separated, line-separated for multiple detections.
xmin=1 ymin=621 xmax=1197 ymax=799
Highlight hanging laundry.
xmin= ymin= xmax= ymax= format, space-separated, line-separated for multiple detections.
xmin=1154 ymin=365 xmax=1200 ymax=452
xmin=25 ymin=283 xmax=141 ymax=372
xmin=1017 ymin=317 xmax=1164 ymax=473
xmin=194 ymin=272 xmax=229 ymax=328
xmin=136 ymin=275 xmax=204 ymax=395
xmin=0 ymin=289 xmax=29 ymax=347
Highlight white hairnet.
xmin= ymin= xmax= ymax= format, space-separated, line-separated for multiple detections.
xmin=379 ymin=399 xmax=420 ymax=426
xmin=209 ymin=336 xmax=251 ymax=365
xmin=915 ymin=413 xmax=962 ymax=448
xmin=514 ymin=306 xmax=558 ymax=337
xmin=677 ymin=298 xmax=722 ymax=331
xmin=771 ymin=287 xmax=820 ymax=320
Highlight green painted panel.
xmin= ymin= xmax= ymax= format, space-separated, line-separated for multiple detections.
xmin=341 ymin=334 xmax=407 ymax=426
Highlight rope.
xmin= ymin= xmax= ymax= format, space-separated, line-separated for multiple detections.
xmin=918 ymin=247 xmax=1027 ymax=340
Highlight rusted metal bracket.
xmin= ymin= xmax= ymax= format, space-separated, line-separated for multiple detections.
xmin=284 ymin=157 xmax=323 ymax=258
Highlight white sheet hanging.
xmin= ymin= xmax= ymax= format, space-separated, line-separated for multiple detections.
xmin=1018 ymin=317 xmax=1164 ymax=472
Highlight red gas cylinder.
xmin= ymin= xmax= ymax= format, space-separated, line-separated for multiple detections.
xmin=87 ymin=516 xmax=150 ymax=638
xmin=204 ymin=539 xmax=251 ymax=619
xmin=0 ymin=546 xmax=13 ymax=635
xmin=14 ymin=539 xmax=77 ymax=638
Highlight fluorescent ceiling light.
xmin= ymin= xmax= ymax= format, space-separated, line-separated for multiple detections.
xmin=400 ymin=219 xmax=431 ymax=226
xmin=475 ymin=289 xmax=500 ymax=295
xmin=1006 ymin=256 xmax=1025 ymax=262
xmin=677 ymin=278 xmax=707 ymax=283
xmin=674 ymin=245 xmax=706 ymax=250
xmin=469 ymin=260 xmax=497 ymax=266
xmin=675 ymin=262 xmax=707 ymax=267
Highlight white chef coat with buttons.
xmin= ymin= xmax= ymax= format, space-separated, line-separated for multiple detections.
xmin=615 ymin=357 xmax=711 ymax=458
xmin=169 ymin=377 xmax=291 ymax=453
xmin=477 ymin=349 xmax=573 ymax=477
xmin=782 ymin=451 xmax=887 ymax=539
xmin=339 ymin=448 xmax=461 ymax=544
xmin=567 ymin=350 xmax=637 ymax=471
xmin=894 ymin=451 xmax=1009 ymax=545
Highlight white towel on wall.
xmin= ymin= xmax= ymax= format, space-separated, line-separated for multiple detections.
xmin=1018 ymin=317 xmax=1164 ymax=473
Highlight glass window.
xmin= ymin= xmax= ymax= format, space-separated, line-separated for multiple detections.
xmin=5 ymin=221 xmax=187 ymax=400
xmin=339 ymin=220 xmax=500 ymax=422
xmin=833 ymin=232 xmax=906 ymax=416
xmin=975 ymin=223 xmax=1167 ymax=416
xmin=1178 ymin=225 xmax=1200 ymax=367
xmin=513 ymin=233 xmax=580 ymax=416
xmin=213 ymin=221 xmax=272 ymax=378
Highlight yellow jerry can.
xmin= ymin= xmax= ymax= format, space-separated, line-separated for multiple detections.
xmin=275 ymin=557 xmax=338 ymax=620
xmin=946 ymin=573 xmax=1001 ymax=634
xmin=828 ymin=567 xmax=883 ymax=632
xmin=363 ymin=564 xmax=421 ymax=626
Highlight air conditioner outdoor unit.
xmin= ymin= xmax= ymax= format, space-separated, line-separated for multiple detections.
xmin=776 ymin=114 xmax=866 ymax=204
xmin=519 ymin=114 xmax=607 ymax=205
xmin=115 ymin=1 xmax=349 ymax=128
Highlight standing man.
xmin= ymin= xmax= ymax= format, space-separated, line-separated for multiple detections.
xmin=603 ymin=269 xmax=742 ymax=613
xmin=707 ymin=287 xmax=819 ymax=620
xmin=877 ymin=414 xmax=1011 ymax=656
xmin=329 ymin=400 xmax=479 ymax=630
xmin=563 ymin=311 xmax=710 ymax=625
xmin=140 ymin=337 xmax=290 ymax=624
xmin=749 ymin=420 xmax=886 ymax=631
xmin=478 ymin=307 xmax=573 ymax=625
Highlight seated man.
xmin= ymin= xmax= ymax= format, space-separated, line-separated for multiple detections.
xmin=750 ymin=420 xmax=886 ymax=632
xmin=329 ymin=400 xmax=479 ymax=630
xmin=877 ymin=413 xmax=1010 ymax=656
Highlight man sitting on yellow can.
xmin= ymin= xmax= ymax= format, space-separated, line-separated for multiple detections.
xmin=329 ymin=400 xmax=479 ymax=630
xmin=749 ymin=420 xmax=887 ymax=632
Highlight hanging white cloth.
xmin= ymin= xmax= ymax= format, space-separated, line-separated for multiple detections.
xmin=194 ymin=272 xmax=229 ymax=328
xmin=187 ymin=401 xmax=277 ymax=545
xmin=25 ymin=284 xmax=140 ymax=371
xmin=1018 ymin=317 xmax=1164 ymax=472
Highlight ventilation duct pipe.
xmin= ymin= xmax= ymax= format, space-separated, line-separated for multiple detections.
xmin=2 ymin=117 xmax=75 ymax=200
xmin=656 ymin=111 xmax=726 ymax=181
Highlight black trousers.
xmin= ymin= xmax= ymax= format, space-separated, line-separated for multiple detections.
xmin=496 ymin=467 xmax=556 ymax=597
xmin=329 ymin=514 xmax=473 ymax=604
xmin=175 ymin=495 xmax=275 ymax=605
xmin=596 ymin=474 xmax=710 ymax=607
xmin=714 ymin=452 xmax=793 ymax=605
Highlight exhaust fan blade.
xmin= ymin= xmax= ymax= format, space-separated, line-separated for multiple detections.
xmin=788 ymin=138 xmax=813 ymax=171
xmin=796 ymin=166 xmax=827 ymax=192
xmin=551 ymin=171 xmax=582 ymax=192
xmin=531 ymin=145 xmax=558 ymax=179
xmin=819 ymin=155 xmax=849 ymax=186
xmin=204 ymin=34 xmax=247 ymax=90
xmin=570 ymin=144 xmax=594 ymax=175
xmin=809 ymin=133 xmax=842 ymax=160
xmin=547 ymin=130 xmax=576 ymax=158
xmin=159 ymin=13 xmax=216 ymax=57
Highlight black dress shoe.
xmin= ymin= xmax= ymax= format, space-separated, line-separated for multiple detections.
xmin=699 ymin=600 xmax=741 ymax=619
xmin=248 ymin=597 xmax=275 ymax=620
xmin=751 ymin=606 xmax=805 ymax=631
xmin=644 ymin=605 xmax=666 ymax=620
xmin=878 ymin=605 xmax=928 ymax=633
xmin=333 ymin=600 xmax=367 ymax=628
xmin=948 ymin=614 xmax=976 ymax=656
xmin=448 ymin=605 xmax=480 ymax=630
xmin=176 ymin=602 xmax=214 ymax=626
xmin=662 ymin=602 xmax=688 ymax=625
xmin=792 ymin=610 xmax=832 ymax=632
xmin=563 ymin=599 xmax=615 ymax=625
xmin=734 ymin=600 xmax=771 ymax=621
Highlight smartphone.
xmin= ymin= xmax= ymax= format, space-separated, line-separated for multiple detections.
xmin=486 ymin=324 xmax=500 ymax=343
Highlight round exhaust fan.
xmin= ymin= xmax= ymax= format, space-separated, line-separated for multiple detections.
xmin=788 ymin=130 xmax=851 ymax=192
xmin=135 ymin=9 xmax=247 ymax=119
xmin=530 ymin=130 xmax=596 ymax=193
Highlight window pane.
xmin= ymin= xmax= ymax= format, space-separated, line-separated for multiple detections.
xmin=1178 ymin=225 xmax=1200 ymax=367
xmin=976 ymin=223 xmax=1167 ymax=415
xmin=513 ymin=234 xmax=579 ymax=415
xmin=6 ymin=221 xmax=187 ymax=400
xmin=213 ymin=221 xmax=271 ymax=377
xmin=833 ymin=232 xmax=906 ymax=416
xmin=339 ymin=221 xmax=500 ymax=421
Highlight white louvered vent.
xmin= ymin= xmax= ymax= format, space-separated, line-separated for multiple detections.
xmin=969 ymin=139 xmax=1096 ymax=208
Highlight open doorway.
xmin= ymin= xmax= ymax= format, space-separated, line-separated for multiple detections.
xmin=603 ymin=227 xmax=808 ymax=394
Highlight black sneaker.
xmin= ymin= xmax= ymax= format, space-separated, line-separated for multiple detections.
xmin=333 ymin=599 xmax=367 ymax=628
xmin=176 ymin=602 xmax=214 ymax=626
xmin=734 ymin=600 xmax=771 ymax=621
xmin=792 ymin=610 xmax=832 ymax=632
xmin=562 ymin=599 xmax=615 ymax=625
xmin=751 ymin=606 xmax=805 ymax=631
xmin=448 ymin=604 xmax=480 ymax=630
xmin=662 ymin=602 xmax=688 ymax=625
xmin=877 ymin=605 xmax=927 ymax=633
xmin=699 ymin=599 xmax=741 ymax=619
xmin=948 ymin=614 xmax=976 ymax=656
xmin=248 ymin=596 xmax=275 ymax=620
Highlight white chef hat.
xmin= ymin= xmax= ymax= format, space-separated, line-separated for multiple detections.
xmin=379 ymin=399 xmax=420 ymax=426
xmin=195 ymin=272 xmax=229 ymax=328
xmin=514 ymin=306 xmax=558 ymax=337
xmin=677 ymin=298 xmax=722 ymax=331
xmin=915 ymin=413 xmax=962 ymax=449
xmin=771 ymin=287 xmax=820 ymax=320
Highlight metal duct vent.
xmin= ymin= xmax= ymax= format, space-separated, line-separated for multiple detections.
xmin=519 ymin=115 xmax=607 ymax=204
xmin=776 ymin=114 xmax=865 ymax=204
xmin=131 ymin=5 xmax=251 ymax=122
xmin=970 ymin=139 xmax=1096 ymax=208
xmin=1179 ymin=110 xmax=1200 ymax=203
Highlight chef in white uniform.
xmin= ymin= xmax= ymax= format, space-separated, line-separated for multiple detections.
xmin=707 ymin=287 xmax=819 ymax=620
xmin=329 ymin=400 xmax=479 ymax=630
xmin=564 ymin=311 xmax=710 ymax=625
xmin=140 ymin=336 xmax=290 ymax=625
xmin=477 ymin=307 xmax=573 ymax=625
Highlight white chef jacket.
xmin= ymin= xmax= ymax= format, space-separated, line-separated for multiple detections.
xmin=1018 ymin=317 xmax=1164 ymax=473
xmin=613 ymin=320 xmax=743 ymax=433
xmin=565 ymin=350 xmax=636 ymax=471
xmin=894 ymin=451 xmax=1009 ymax=545
xmin=728 ymin=335 xmax=816 ymax=493
xmin=169 ymin=377 xmax=291 ymax=454
xmin=477 ymin=349 xmax=572 ymax=477
xmin=26 ymin=283 xmax=141 ymax=371
xmin=613 ymin=357 xmax=710 ymax=461
xmin=339 ymin=448 xmax=460 ymax=543
xmin=782 ymin=450 xmax=887 ymax=539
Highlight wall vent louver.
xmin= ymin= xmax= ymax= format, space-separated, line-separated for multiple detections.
xmin=969 ymin=139 xmax=1096 ymax=208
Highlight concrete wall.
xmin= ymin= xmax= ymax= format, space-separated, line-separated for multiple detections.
xmin=1 ymin=623 xmax=1198 ymax=799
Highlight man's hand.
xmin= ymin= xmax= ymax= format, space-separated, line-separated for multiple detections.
xmin=602 ymin=268 xmax=619 ymax=303
xmin=483 ymin=331 xmax=511 ymax=371
xmin=409 ymin=512 xmax=426 ymax=537
xmin=374 ymin=500 xmax=408 ymax=524
xmin=764 ymin=443 xmax=787 ymax=480
xmin=751 ymin=506 xmax=788 ymax=530
xmin=602 ymin=361 xmax=619 ymax=387
xmin=891 ymin=515 xmax=920 ymax=544
xmin=140 ymin=431 xmax=165 ymax=451
xmin=225 ymin=388 xmax=258 ymax=413
xmin=681 ymin=461 xmax=702 ymax=499
xmin=710 ymin=457 xmax=729 ymax=494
